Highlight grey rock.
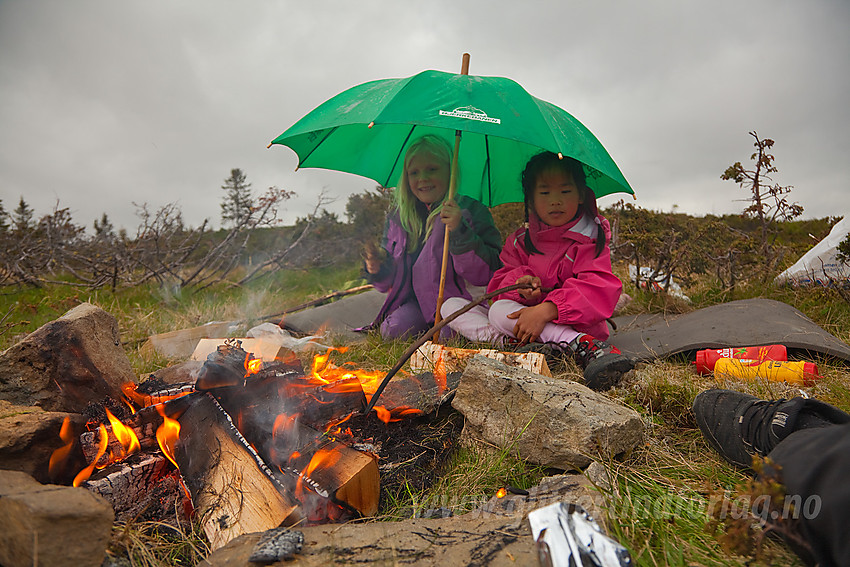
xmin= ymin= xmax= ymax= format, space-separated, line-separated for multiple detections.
xmin=0 ymin=470 xmax=114 ymax=567
xmin=0 ymin=303 xmax=135 ymax=413
xmin=452 ymin=356 xmax=645 ymax=470
xmin=0 ymin=400 xmax=87 ymax=484
xmin=248 ymin=527 xmax=304 ymax=563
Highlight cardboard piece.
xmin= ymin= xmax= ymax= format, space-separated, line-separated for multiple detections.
xmin=141 ymin=321 xmax=235 ymax=359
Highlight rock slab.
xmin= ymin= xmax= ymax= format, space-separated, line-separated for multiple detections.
xmin=0 ymin=302 xmax=135 ymax=413
xmin=0 ymin=400 xmax=86 ymax=484
xmin=0 ymin=469 xmax=114 ymax=567
xmin=452 ymin=355 xmax=645 ymax=469
xmin=203 ymin=473 xmax=601 ymax=566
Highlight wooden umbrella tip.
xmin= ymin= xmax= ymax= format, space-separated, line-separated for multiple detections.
xmin=368 ymin=122 xmax=375 ymax=129
xmin=557 ymin=152 xmax=564 ymax=160
xmin=266 ymin=142 xmax=273 ymax=149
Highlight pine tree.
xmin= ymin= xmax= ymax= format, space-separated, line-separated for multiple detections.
xmin=12 ymin=196 xmax=34 ymax=232
xmin=0 ymin=199 xmax=9 ymax=232
xmin=220 ymin=168 xmax=254 ymax=228
xmin=93 ymin=213 xmax=115 ymax=239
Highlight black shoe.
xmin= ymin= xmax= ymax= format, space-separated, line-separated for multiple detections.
xmin=571 ymin=334 xmax=634 ymax=391
xmin=692 ymin=388 xmax=850 ymax=468
xmin=516 ymin=335 xmax=633 ymax=391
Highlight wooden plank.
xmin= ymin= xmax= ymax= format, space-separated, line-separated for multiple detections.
xmin=410 ymin=341 xmax=552 ymax=377
xmin=175 ymin=393 xmax=301 ymax=551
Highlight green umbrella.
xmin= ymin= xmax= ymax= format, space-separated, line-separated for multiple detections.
xmin=269 ymin=68 xmax=634 ymax=206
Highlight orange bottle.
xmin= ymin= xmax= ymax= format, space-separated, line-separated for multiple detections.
xmin=694 ymin=345 xmax=787 ymax=375
xmin=713 ymin=359 xmax=820 ymax=386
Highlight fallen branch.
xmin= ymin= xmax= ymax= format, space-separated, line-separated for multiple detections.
xmin=261 ymin=284 xmax=374 ymax=324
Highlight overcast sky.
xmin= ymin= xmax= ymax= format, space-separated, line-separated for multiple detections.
xmin=1 ymin=0 xmax=848 ymax=233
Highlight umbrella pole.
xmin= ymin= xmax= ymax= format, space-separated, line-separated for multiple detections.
xmin=433 ymin=53 xmax=470 ymax=343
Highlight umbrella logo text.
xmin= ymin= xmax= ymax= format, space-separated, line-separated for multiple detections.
xmin=439 ymin=106 xmax=500 ymax=125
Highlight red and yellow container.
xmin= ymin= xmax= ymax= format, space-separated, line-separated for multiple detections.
xmin=694 ymin=345 xmax=787 ymax=375
xmin=713 ymin=359 xmax=820 ymax=386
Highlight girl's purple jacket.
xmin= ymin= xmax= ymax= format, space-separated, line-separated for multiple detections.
xmin=367 ymin=195 xmax=502 ymax=327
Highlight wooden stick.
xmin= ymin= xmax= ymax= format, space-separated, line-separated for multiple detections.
xmin=364 ymin=281 xmax=545 ymax=415
xmin=433 ymin=52 xmax=471 ymax=343
xmin=131 ymin=284 xmax=373 ymax=349
xmin=260 ymin=284 xmax=374 ymax=325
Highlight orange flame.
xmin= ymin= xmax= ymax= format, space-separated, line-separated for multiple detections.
xmin=295 ymin=447 xmax=342 ymax=497
xmin=273 ymin=413 xmax=298 ymax=438
xmin=309 ymin=348 xmax=383 ymax=402
xmin=373 ymin=405 xmax=423 ymax=424
xmin=496 ymin=487 xmax=507 ymax=498
xmin=120 ymin=382 xmax=190 ymax=408
xmin=49 ymin=416 xmax=75 ymax=476
xmin=105 ymin=408 xmax=141 ymax=459
xmin=73 ymin=423 xmax=108 ymax=487
xmin=434 ymin=349 xmax=447 ymax=396
xmin=245 ymin=356 xmax=263 ymax=375
xmin=155 ymin=405 xmax=181 ymax=469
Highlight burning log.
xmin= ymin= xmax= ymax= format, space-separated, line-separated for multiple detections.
xmin=82 ymin=452 xmax=184 ymax=522
xmin=284 ymin=435 xmax=379 ymax=518
xmin=175 ymin=392 xmax=301 ymax=551
xmin=79 ymin=390 xmax=197 ymax=467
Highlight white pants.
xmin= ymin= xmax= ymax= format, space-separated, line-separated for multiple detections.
xmin=440 ymin=297 xmax=503 ymax=344
xmin=440 ymin=297 xmax=581 ymax=345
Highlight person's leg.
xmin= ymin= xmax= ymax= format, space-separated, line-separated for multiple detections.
xmin=488 ymin=299 xmax=523 ymax=338
xmin=380 ymin=300 xmax=429 ymax=340
xmin=487 ymin=299 xmax=583 ymax=344
xmin=693 ymin=389 xmax=850 ymax=566
xmin=762 ymin=423 xmax=850 ymax=567
xmin=440 ymin=297 xmax=503 ymax=343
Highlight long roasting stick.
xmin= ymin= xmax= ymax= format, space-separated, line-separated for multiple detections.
xmin=433 ymin=52 xmax=471 ymax=343
xmin=363 ymin=282 xmax=547 ymax=415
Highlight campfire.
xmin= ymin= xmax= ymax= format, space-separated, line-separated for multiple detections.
xmin=50 ymin=339 xmax=442 ymax=550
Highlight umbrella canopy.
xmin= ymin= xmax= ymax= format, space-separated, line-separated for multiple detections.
xmin=269 ymin=69 xmax=634 ymax=206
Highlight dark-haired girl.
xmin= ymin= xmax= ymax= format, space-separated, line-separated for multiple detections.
xmin=441 ymin=151 xmax=632 ymax=389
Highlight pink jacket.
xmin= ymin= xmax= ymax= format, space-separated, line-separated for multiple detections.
xmin=487 ymin=204 xmax=622 ymax=340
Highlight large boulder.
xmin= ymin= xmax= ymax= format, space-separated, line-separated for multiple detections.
xmin=0 ymin=470 xmax=114 ymax=567
xmin=0 ymin=400 xmax=86 ymax=484
xmin=452 ymin=356 xmax=645 ymax=470
xmin=0 ymin=302 xmax=135 ymax=413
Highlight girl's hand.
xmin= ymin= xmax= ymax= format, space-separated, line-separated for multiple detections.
xmin=363 ymin=241 xmax=383 ymax=274
xmin=506 ymin=301 xmax=558 ymax=344
xmin=516 ymin=275 xmax=542 ymax=302
xmin=440 ymin=199 xmax=462 ymax=232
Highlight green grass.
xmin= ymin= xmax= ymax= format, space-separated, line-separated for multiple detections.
xmin=4 ymin=259 xmax=850 ymax=566
xmin=105 ymin=521 xmax=209 ymax=567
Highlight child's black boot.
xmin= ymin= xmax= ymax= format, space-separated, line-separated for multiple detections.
xmin=569 ymin=334 xmax=634 ymax=391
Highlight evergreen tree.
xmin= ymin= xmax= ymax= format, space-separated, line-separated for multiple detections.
xmin=220 ymin=168 xmax=254 ymax=228
xmin=0 ymin=199 xmax=8 ymax=232
xmin=93 ymin=212 xmax=115 ymax=239
xmin=12 ymin=196 xmax=34 ymax=232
